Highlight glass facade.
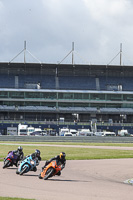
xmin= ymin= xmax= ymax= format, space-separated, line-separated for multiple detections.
xmin=0 ymin=90 xmax=133 ymax=109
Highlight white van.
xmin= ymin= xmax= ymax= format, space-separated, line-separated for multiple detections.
xmin=118 ymin=130 xmax=129 ymax=136
xmin=103 ymin=131 xmax=116 ymax=136
xmin=77 ymin=129 xmax=91 ymax=136
xmin=64 ymin=131 xmax=72 ymax=136
xmin=7 ymin=127 xmax=17 ymax=135
xmin=94 ymin=131 xmax=116 ymax=136
xmin=69 ymin=129 xmax=77 ymax=136
xmin=59 ymin=127 xmax=69 ymax=136
xmin=27 ymin=126 xmax=35 ymax=136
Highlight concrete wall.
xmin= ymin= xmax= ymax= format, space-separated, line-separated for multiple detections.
xmin=0 ymin=135 xmax=133 ymax=143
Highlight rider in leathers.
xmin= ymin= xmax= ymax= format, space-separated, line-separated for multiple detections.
xmin=12 ymin=146 xmax=24 ymax=166
xmin=43 ymin=152 xmax=66 ymax=176
xmin=29 ymin=149 xmax=41 ymax=172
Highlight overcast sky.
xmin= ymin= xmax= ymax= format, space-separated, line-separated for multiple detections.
xmin=0 ymin=0 xmax=133 ymax=65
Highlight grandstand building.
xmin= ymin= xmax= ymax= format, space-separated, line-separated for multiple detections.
xmin=0 ymin=62 xmax=133 ymax=125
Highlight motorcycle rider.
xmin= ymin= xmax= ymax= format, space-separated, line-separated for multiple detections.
xmin=42 ymin=152 xmax=66 ymax=176
xmin=12 ymin=146 xmax=24 ymax=167
xmin=30 ymin=149 xmax=41 ymax=172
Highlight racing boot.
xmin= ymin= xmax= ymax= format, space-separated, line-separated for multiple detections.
xmin=14 ymin=162 xmax=18 ymax=167
xmin=33 ymin=166 xmax=37 ymax=172
xmin=56 ymin=171 xmax=61 ymax=176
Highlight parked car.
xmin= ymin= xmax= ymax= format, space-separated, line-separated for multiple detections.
xmin=64 ymin=132 xmax=72 ymax=136
xmin=49 ymin=131 xmax=57 ymax=136
xmin=30 ymin=131 xmax=46 ymax=136
xmin=60 ymin=131 xmax=72 ymax=136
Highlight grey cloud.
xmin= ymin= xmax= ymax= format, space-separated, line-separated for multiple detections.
xmin=0 ymin=0 xmax=133 ymax=65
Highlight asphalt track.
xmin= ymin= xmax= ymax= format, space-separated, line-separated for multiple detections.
xmin=1 ymin=158 xmax=133 ymax=200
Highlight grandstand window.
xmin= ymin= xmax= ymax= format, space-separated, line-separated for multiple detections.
xmin=90 ymin=93 xmax=105 ymax=100
xmin=41 ymin=102 xmax=56 ymax=107
xmin=58 ymin=102 xmax=73 ymax=107
xmin=41 ymin=92 xmax=56 ymax=99
xmin=9 ymin=92 xmax=24 ymax=99
xmin=0 ymin=91 xmax=8 ymax=98
xmin=106 ymin=103 xmax=121 ymax=108
xmin=89 ymin=103 xmax=121 ymax=108
xmin=25 ymin=102 xmax=40 ymax=106
xmin=73 ymin=103 xmax=89 ymax=107
xmin=106 ymin=94 xmax=122 ymax=101
xmin=58 ymin=93 xmax=63 ymax=99
xmin=58 ymin=102 xmax=90 ymax=107
xmin=122 ymin=103 xmax=133 ymax=108
xmin=123 ymin=94 xmax=133 ymax=101
xmin=90 ymin=103 xmax=104 ymax=108
xmin=82 ymin=93 xmax=89 ymax=99
xmin=74 ymin=93 xmax=82 ymax=99
xmin=25 ymin=92 xmax=41 ymax=99
xmin=58 ymin=93 xmax=73 ymax=99
xmin=6 ymin=101 xmax=25 ymax=106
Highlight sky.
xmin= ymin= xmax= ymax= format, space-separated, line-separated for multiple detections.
xmin=0 ymin=0 xmax=133 ymax=65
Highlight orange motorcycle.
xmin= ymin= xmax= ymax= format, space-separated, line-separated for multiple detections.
xmin=39 ymin=160 xmax=62 ymax=180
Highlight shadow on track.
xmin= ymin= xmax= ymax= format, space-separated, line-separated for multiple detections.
xmin=22 ymin=174 xmax=39 ymax=177
xmin=46 ymin=178 xmax=91 ymax=183
xmin=3 ymin=167 xmax=17 ymax=170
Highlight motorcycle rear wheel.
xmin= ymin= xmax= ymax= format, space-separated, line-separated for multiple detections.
xmin=3 ymin=160 xmax=11 ymax=169
xmin=44 ymin=167 xmax=54 ymax=180
xmin=19 ymin=166 xmax=28 ymax=175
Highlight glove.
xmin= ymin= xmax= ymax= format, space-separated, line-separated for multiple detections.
xmin=43 ymin=160 xmax=49 ymax=168
xmin=45 ymin=160 xmax=49 ymax=165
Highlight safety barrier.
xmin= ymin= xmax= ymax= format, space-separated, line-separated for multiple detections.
xmin=1 ymin=135 xmax=133 ymax=143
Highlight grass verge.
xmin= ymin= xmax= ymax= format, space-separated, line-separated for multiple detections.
xmin=1 ymin=143 xmax=133 ymax=161
xmin=0 ymin=197 xmax=35 ymax=200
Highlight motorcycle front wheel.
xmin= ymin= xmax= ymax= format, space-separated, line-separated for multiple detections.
xmin=44 ymin=167 xmax=54 ymax=180
xmin=19 ymin=166 xmax=28 ymax=175
xmin=3 ymin=160 xmax=11 ymax=169
xmin=16 ymin=170 xmax=19 ymax=174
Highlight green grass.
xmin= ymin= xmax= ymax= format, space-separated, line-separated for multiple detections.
xmin=0 ymin=197 xmax=35 ymax=200
xmin=1 ymin=143 xmax=133 ymax=161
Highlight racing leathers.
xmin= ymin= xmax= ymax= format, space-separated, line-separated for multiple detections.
xmin=12 ymin=150 xmax=24 ymax=167
xmin=43 ymin=155 xmax=66 ymax=176
xmin=30 ymin=153 xmax=41 ymax=172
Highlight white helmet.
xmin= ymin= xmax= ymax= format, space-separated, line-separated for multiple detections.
xmin=18 ymin=146 xmax=23 ymax=152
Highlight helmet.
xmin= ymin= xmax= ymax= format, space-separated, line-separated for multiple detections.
xmin=18 ymin=146 xmax=23 ymax=152
xmin=59 ymin=152 xmax=66 ymax=160
xmin=35 ymin=149 xmax=40 ymax=157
